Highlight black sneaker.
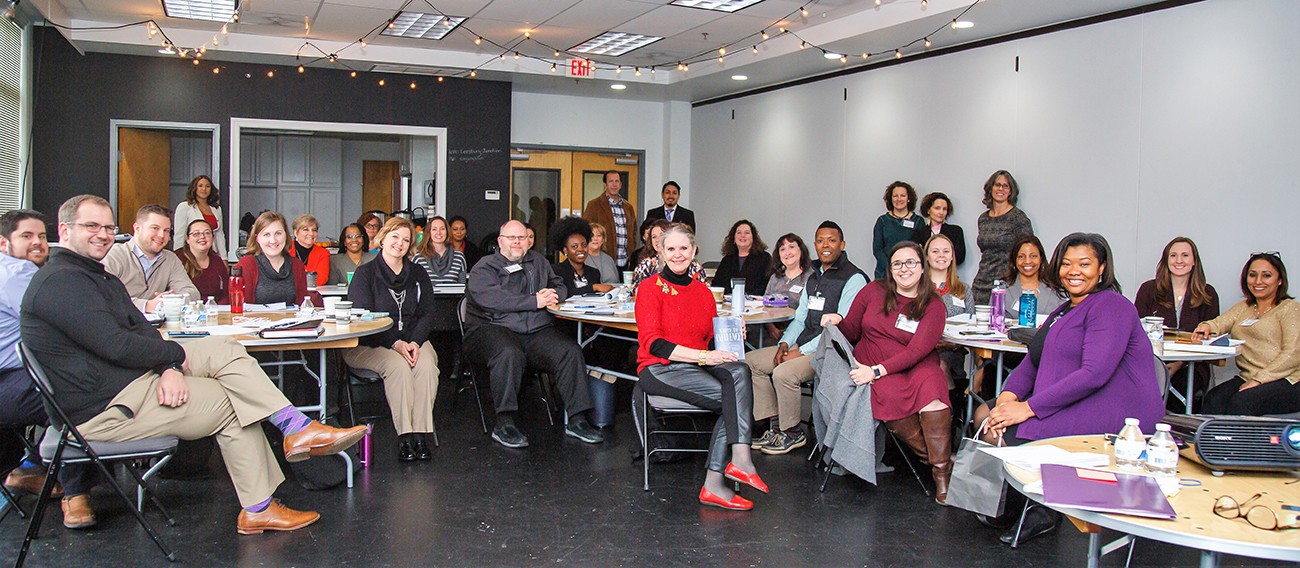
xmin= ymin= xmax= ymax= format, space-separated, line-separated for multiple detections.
xmin=565 ymin=418 xmax=605 ymax=444
xmin=751 ymin=428 xmax=778 ymax=450
xmin=491 ymin=423 xmax=529 ymax=448
xmin=760 ymin=429 xmax=807 ymax=455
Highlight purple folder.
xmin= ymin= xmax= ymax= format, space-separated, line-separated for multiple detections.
xmin=1040 ymin=464 xmax=1177 ymax=519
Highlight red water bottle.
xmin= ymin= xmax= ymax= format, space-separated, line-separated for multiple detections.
xmin=229 ymin=266 xmax=244 ymax=314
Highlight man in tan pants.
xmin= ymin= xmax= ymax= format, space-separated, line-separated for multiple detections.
xmin=20 ymin=195 xmax=369 ymax=535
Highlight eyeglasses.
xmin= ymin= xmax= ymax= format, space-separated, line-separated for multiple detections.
xmin=365 ymin=223 xmax=381 ymax=230
xmin=188 ymin=230 xmax=214 ymax=238
xmin=890 ymin=259 xmax=922 ymax=271
xmin=344 ymin=233 xmax=363 ymax=239
xmin=992 ymin=182 xmax=1012 ymax=189
xmin=1213 ymin=494 xmax=1300 ymax=531
xmin=69 ymin=222 xmax=119 ymax=235
xmin=500 ymin=235 xmax=528 ymax=242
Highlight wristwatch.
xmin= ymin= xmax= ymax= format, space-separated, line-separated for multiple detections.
xmin=872 ymin=367 xmax=883 ymax=378
xmin=698 ymin=351 xmax=708 ymax=366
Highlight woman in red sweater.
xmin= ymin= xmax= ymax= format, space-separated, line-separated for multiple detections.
xmin=636 ymin=223 xmax=767 ymax=511
xmin=828 ymin=241 xmax=952 ymax=504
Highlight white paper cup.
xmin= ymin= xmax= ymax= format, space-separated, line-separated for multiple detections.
xmin=323 ymin=297 xmax=340 ymax=320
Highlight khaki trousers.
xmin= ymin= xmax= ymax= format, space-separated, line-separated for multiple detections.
xmin=342 ymin=342 xmax=438 ymax=435
xmin=76 ymin=336 xmax=291 ymax=508
xmin=746 ymin=345 xmax=815 ymax=429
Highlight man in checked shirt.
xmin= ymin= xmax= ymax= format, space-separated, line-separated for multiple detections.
xmin=583 ymin=170 xmax=638 ymax=276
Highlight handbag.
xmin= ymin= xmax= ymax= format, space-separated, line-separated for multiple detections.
xmin=944 ymin=419 xmax=1008 ymax=517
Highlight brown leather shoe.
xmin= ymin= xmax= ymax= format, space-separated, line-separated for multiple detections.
xmin=5 ymin=468 xmax=63 ymax=497
xmin=61 ymin=494 xmax=96 ymax=529
xmin=920 ymin=407 xmax=954 ymax=505
xmin=236 ymin=500 xmax=320 ymax=535
xmin=282 ymin=422 xmax=369 ymax=463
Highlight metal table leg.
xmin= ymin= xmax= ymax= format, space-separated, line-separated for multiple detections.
xmin=1199 ymin=550 xmax=1219 ymax=568
xmin=1185 ymin=361 xmax=1196 ymax=414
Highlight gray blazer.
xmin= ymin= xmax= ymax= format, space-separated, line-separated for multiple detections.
xmin=810 ymin=325 xmax=877 ymax=485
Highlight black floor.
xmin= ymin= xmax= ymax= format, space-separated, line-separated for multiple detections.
xmin=1 ymin=386 xmax=1293 ymax=568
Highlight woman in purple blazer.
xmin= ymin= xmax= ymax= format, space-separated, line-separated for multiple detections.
xmin=974 ymin=233 xmax=1165 ymax=543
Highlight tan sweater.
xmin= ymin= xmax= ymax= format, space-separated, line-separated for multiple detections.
xmin=1202 ymin=298 xmax=1300 ymax=385
xmin=102 ymin=242 xmax=201 ymax=313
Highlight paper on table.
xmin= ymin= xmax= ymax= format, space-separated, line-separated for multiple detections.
xmin=945 ymin=325 xmax=1008 ymax=341
xmin=980 ymin=445 xmax=1110 ymax=472
xmin=242 ymin=302 xmax=288 ymax=312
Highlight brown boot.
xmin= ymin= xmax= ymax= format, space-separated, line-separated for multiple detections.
xmin=884 ymin=414 xmax=929 ymax=465
xmin=61 ymin=494 xmax=96 ymax=529
xmin=919 ymin=407 xmax=954 ymax=505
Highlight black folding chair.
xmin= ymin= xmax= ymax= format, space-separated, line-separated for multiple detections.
xmin=14 ymin=342 xmax=179 ymax=568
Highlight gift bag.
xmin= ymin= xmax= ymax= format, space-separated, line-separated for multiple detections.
xmin=945 ymin=420 xmax=1007 ymax=517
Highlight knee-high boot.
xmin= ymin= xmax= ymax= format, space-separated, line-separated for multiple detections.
xmin=919 ymin=407 xmax=954 ymax=504
xmin=884 ymin=414 xmax=929 ymax=465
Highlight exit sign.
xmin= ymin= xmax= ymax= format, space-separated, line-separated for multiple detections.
xmin=567 ymin=59 xmax=593 ymax=78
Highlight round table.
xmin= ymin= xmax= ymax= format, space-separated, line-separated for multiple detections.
xmin=548 ymin=302 xmax=795 ymax=381
xmin=1003 ymin=435 xmax=1300 ymax=568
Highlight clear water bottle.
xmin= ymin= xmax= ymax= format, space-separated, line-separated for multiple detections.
xmin=989 ymin=280 xmax=1007 ymax=332
xmin=298 ymin=297 xmax=315 ymax=317
xmin=1114 ymin=418 xmax=1146 ymax=471
xmin=1018 ymin=289 xmax=1038 ymax=327
xmin=205 ymin=296 xmax=218 ymax=318
xmin=181 ymin=304 xmax=201 ymax=327
xmin=1145 ymin=423 xmax=1179 ymax=477
xmin=194 ymin=302 xmax=208 ymax=326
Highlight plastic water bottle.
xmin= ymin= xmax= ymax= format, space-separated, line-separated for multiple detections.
xmin=1114 ymin=418 xmax=1146 ymax=471
xmin=1018 ymin=289 xmax=1038 ymax=327
xmin=990 ymin=280 xmax=1007 ymax=332
xmin=1145 ymin=423 xmax=1179 ymax=477
xmin=194 ymin=302 xmax=207 ymax=326
xmin=298 ymin=297 xmax=315 ymax=317
xmin=205 ymin=296 xmax=218 ymax=318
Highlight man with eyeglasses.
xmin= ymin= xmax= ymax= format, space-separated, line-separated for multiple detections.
xmin=744 ymin=221 xmax=868 ymax=455
xmin=101 ymin=204 xmax=200 ymax=314
xmin=0 ymin=209 xmax=99 ymax=529
xmin=20 ymin=195 xmax=369 ymax=534
xmin=463 ymin=220 xmax=604 ymax=448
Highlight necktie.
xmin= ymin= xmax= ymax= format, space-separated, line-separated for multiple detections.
xmin=666 ymin=208 xmax=673 ymax=222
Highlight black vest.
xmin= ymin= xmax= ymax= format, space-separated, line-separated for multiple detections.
xmin=795 ymin=253 xmax=867 ymax=347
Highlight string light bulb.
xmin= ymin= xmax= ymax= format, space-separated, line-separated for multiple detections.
xmin=351 ymin=71 xmax=357 ymax=77
xmin=387 ymin=20 xmax=395 ymax=29
xmin=718 ymin=56 xmax=724 ymax=63
xmin=921 ymin=0 xmax=927 ymax=6
xmin=298 ymin=65 xmax=304 ymax=73
xmin=682 ymin=63 xmax=688 ymax=72
xmin=875 ymin=0 xmax=880 ymax=4
xmin=213 ymin=67 xmax=219 ymax=74
xmin=513 ymin=52 xmax=519 ymax=60
xmin=840 ymin=55 xmax=847 ymax=64
xmin=499 ymin=53 xmax=506 ymax=60
xmin=360 ymin=40 xmax=366 ymax=47
xmin=895 ymin=49 xmax=902 ymax=59
xmin=635 ymin=68 xmax=641 ymax=77
xmin=221 ymin=24 xmax=228 ymax=35
xmin=470 ymin=70 xmax=476 ymax=77
xmin=328 ymin=55 xmax=336 ymax=63
xmin=475 ymin=37 xmax=481 ymax=45
xmin=719 ymin=47 xmax=725 ymax=55
xmin=437 ymin=76 xmax=443 ymax=82
xmin=524 ymin=31 xmax=530 ymax=38
xmin=779 ymin=27 xmax=786 ymax=33
xmin=802 ymin=6 xmax=809 ymax=16
xmin=378 ymin=79 xmax=385 ymax=85
xmin=551 ymin=63 xmax=557 ymax=72
xmin=799 ymin=41 xmax=806 ymax=49
xmin=410 ymin=81 xmax=416 ymax=89
xmin=193 ymin=59 xmax=200 ymax=65
xmin=651 ymin=68 xmax=655 ymax=76
xmin=761 ymin=30 xmax=768 ymax=40
xmin=924 ymin=37 xmax=931 ymax=47
xmin=752 ymin=45 xmax=758 ymax=54
xmin=213 ymin=36 xmax=219 ymax=46
xmin=232 ymin=13 xmax=238 ymax=21
xmin=616 ymin=66 xmax=621 ymax=74
xmin=862 ymin=52 xmax=869 ymax=58
xmin=554 ymin=50 xmax=560 ymax=57
xmin=267 ymin=70 xmax=274 ymax=77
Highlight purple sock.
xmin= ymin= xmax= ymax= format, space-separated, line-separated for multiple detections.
xmin=244 ymin=497 xmax=272 ymax=513
xmin=269 ymin=405 xmax=312 ymax=436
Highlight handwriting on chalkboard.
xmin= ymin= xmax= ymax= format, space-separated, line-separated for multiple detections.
xmin=449 ymin=147 xmax=504 ymax=163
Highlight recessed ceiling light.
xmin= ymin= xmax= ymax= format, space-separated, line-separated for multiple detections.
xmin=952 ymin=20 xmax=974 ymax=29
xmin=570 ymin=32 xmax=663 ymax=56
xmin=158 ymin=47 xmax=176 ymax=54
xmin=380 ymin=12 xmax=467 ymax=40
xmin=670 ymin=0 xmax=766 ymax=13
xmin=823 ymin=52 xmax=841 ymax=60
xmin=610 ymin=84 xmax=627 ymax=90
xmin=161 ymin=0 xmax=237 ymax=22
xmin=731 ymin=75 xmax=747 ymax=81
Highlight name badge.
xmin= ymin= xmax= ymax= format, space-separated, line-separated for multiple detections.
xmin=789 ymin=285 xmax=804 ymax=294
xmin=808 ymin=296 xmax=826 ymax=311
xmin=895 ymin=314 xmax=920 ymax=334
xmin=902 ymin=219 xmax=916 ymax=229
xmin=1240 ymin=318 xmax=1258 ymax=327
xmin=504 ymin=264 xmax=523 ymax=273
xmin=951 ymin=297 xmax=965 ymax=309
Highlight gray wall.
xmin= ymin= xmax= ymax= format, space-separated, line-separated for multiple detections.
xmin=340 ymin=140 xmax=402 ymax=229
xmin=689 ymin=0 xmax=1300 ymax=301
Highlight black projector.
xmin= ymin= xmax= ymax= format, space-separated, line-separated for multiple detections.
xmin=1162 ymin=414 xmax=1300 ymax=474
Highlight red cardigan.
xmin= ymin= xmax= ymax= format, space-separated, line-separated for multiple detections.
xmin=635 ymin=273 xmax=718 ymax=372
xmin=235 ymin=254 xmax=323 ymax=306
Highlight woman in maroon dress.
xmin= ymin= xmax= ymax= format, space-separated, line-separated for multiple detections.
xmin=177 ymin=218 xmax=229 ymax=303
xmin=828 ymin=241 xmax=952 ymax=503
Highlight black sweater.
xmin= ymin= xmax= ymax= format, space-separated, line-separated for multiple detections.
xmin=20 ymin=247 xmax=187 ymax=425
xmin=909 ymin=222 xmax=968 ymax=266
xmin=346 ymin=256 xmax=436 ymax=349
xmin=713 ymin=250 xmax=771 ymax=296
xmin=552 ymin=261 xmax=600 ymax=296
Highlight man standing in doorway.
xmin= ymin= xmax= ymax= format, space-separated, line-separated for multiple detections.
xmin=583 ymin=170 xmax=637 ymax=274
xmin=645 ymin=181 xmax=696 ymax=233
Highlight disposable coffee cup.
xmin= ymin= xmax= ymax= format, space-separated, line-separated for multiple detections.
xmin=335 ymin=301 xmax=353 ymax=325
xmin=622 ymin=271 xmax=634 ymax=285
xmin=709 ymin=286 xmax=725 ymax=303
xmin=323 ymin=297 xmax=340 ymax=321
xmin=347 ymin=271 xmax=355 ymax=285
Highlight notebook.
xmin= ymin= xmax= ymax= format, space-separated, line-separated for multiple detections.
xmin=1040 ymin=463 xmax=1176 ymax=519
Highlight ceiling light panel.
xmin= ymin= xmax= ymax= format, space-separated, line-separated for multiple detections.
xmin=569 ymin=32 xmax=663 ymax=57
xmin=162 ymin=0 xmax=238 ymax=22
xmin=669 ymin=0 xmax=766 ymax=13
xmin=380 ymin=12 xmax=467 ymax=40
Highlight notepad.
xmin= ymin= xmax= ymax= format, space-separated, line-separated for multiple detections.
xmin=1041 ymin=464 xmax=1176 ymax=519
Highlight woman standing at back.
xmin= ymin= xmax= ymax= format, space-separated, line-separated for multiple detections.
xmin=972 ymin=171 xmax=1033 ymax=304
xmin=872 ymin=181 xmax=925 ymax=280
xmin=175 ymin=175 xmax=226 ymax=259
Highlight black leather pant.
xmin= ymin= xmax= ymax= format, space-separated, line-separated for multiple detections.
xmin=638 ymin=362 xmax=752 ymax=473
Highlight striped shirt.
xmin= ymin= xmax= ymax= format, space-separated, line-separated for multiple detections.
xmin=414 ymin=250 xmax=468 ymax=286
xmin=609 ymin=195 xmax=629 ymax=266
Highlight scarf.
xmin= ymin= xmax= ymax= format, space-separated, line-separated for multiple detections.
xmin=423 ymin=246 xmax=456 ymax=279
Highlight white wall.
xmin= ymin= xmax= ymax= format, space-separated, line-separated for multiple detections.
xmin=511 ymin=91 xmax=691 ymax=214
xmin=690 ymin=0 xmax=1300 ymax=302
xmin=340 ymin=140 xmax=401 ymax=231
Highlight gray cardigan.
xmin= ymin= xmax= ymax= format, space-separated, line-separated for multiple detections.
xmin=810 ymin=325 xmax=877 ymax=485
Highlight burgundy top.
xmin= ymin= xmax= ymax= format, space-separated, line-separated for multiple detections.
xmin=838 ymin=281 xmax=950 ymax=420
xmin=190 ymin=258 xmax=229 ymax=304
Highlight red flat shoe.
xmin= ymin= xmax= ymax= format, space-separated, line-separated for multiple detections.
xmin=724 ymin=463 xmax=769 ymax=493
xmin=699 ymin=487 xmax=753 ymax=511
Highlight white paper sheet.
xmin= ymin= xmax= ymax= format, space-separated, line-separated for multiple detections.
xmin=980 ymin=445 xmax=1110 ymax=472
